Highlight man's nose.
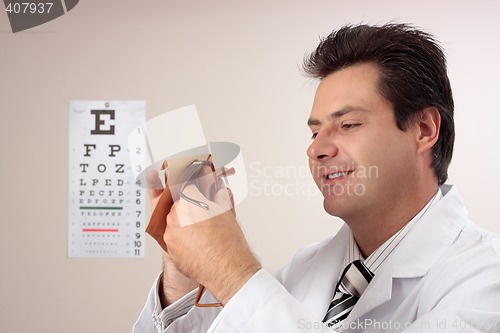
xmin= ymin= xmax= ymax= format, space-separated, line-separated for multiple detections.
xmin=307 ymin=130 xmax=339 ymax=161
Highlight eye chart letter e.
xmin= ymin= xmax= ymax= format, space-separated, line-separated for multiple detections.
xmin=69 ymin=101 xmax=146 ymax=258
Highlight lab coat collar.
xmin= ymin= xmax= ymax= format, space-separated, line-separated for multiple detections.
xmin=346 ymin=184 xmax=469 ymax=324
xmin=390 ymin=184 xmax=468 ymax=278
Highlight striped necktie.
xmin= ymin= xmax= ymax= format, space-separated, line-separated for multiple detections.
xmin=323 ymin=260 xmax=374 ymax=330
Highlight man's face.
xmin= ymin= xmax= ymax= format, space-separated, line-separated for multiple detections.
xmin=307 ymin=63 xmax=419 ymax=222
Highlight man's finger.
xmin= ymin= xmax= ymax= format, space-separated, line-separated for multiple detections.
xmin=213 ymin=178 xmax=235 ymax=215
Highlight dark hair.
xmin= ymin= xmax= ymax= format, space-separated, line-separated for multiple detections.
xmin=303 ymin=23 xmax=454 ymax=185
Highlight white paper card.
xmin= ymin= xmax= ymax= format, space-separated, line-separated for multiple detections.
xmin=68 ymin=101 xmax=146 ymax=258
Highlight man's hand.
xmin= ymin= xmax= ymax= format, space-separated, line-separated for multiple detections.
xmin=146 ymin=168 xmax=198 ymax=308
xmin=164 ymin=184 xmax=262 ymax=306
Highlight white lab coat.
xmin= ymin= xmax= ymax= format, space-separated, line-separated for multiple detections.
xmin=134 ymin=185 xmax=500 ymax=332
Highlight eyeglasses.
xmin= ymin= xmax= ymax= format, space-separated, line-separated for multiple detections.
xmin=179 ymin=158 xmax=217 ymax=211
xmin=179 ymin=157 xmax=223 ymax=307
xmin=194 ymin=284 xmax=222 ymax=307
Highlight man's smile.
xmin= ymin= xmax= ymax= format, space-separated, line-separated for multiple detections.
xmin=325 ymin=170 xmax=354 ymax=180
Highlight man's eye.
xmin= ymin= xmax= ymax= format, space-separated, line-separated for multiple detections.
xmin=342 ymin=123 xmax=361 ymax=129
xmin=311 ymin=132 xmax=318 ymax=140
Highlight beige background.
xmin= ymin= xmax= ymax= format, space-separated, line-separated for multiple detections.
xmin=1 ymin=1 xmax=499 ymax=332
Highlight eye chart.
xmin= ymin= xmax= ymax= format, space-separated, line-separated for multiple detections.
xmin=68 ymin=101 xmax=146 ymax=258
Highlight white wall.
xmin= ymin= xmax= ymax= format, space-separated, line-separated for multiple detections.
xmin=1 ymin=1 xmax=499 ymax=332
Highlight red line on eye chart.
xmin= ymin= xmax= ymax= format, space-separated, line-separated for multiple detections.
xmin=82 ymin=228 xmax=119 ymax=232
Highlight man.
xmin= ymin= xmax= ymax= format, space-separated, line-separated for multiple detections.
xmin=134 ymin=24 xmax=500 ymax=332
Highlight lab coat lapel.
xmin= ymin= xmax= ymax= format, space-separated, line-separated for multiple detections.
xmin=296 ymin=225 xmax=350 ymax=318
xmin=344 ymin=255 xmax=394 ymax=326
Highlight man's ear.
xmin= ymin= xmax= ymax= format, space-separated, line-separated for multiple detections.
xmin=417 ymin=107 xmax=441 ymax=154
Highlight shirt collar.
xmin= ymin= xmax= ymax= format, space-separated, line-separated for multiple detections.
xmin=343 ymin=188 xmax=443 ymax=274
